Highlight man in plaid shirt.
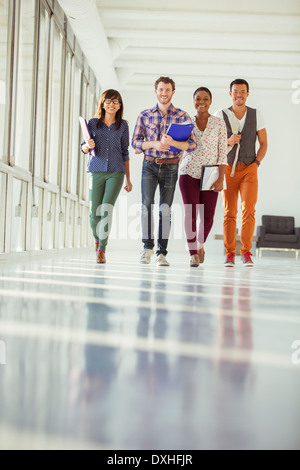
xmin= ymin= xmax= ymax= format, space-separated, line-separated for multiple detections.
xmin=132 ymin=76 xmax=197 ymax=266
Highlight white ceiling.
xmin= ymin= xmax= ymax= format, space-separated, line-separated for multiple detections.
xmin=94 ymin=0 xmax=300 ymax=92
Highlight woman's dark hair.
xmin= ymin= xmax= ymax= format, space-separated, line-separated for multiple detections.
xmin=94 ymin=89 xmax=124 ymax=130
xmin=193 ymin=87 xmax=212 ymax=100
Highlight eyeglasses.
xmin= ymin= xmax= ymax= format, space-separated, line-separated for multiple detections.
xmin=104 ymin=99 xmax=120 ymax=105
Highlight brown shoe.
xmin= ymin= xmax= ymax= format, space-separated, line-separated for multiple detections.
xmin=198 ymin=247 xmax=205 ymax=264
xmin=96 ymin=249 xmax=106 ymax=264
xmin=190 ymin=254 xmax=200 ymax=267
xmin=95 ymin=241 xmax=99 ymax=252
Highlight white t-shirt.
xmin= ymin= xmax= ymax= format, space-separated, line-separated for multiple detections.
xmin=214 ymin=108 xmax=265 ymax=132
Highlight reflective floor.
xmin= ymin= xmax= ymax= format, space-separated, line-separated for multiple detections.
xmin=0 ymin=249 xmax=299 ymax=450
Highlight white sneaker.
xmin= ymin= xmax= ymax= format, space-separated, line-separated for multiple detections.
xmin=140 ymin=249 xmax=154 ymax=264
xmin=156 ymin=254 xmax=170 ymax=266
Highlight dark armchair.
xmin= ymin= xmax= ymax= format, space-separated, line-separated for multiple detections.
xmin=256 ymin=215 xmax=300 ymax=259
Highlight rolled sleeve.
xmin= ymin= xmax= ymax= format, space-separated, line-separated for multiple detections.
xmin=131 ymin=114 xmax=145 ymax=151
xmin=186 ymin=126 xmax=197 ymax=152
xmin=80 ymin=140 xmax=85 ymax=153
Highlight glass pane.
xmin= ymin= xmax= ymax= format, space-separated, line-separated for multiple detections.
xmin=61 ymin=50 xmax=72 ymax=192
xmin=70 ymin=63 xmax=82 ymax=195
xmin=0 ymin=0 xmax=9 ymax=161
xmin=81 ymin=205 xmax=89 ymax=247
xmin=14 ymin=0 xmax=35 ymax=170
xmin=74 ymin=203 xmax=81 ymax=248
xmin=34 ymin=6 xmax=49 ymax=179
xmin=79 ymin=80 xmax=88 ymax=199
xmin=11 ymin=178 xmax=27 ymax=252
xmin=45 ymin=192 xmax=55 ymax=249
xmin=0 ymin=172 xmax=7 ymax=252
xmin=31 ymin=187 xmax=43 ymax=250
xmin=65 ymin=199 xmax=74 ymax=248
xmin=82 ymin=84 xmax=95 ymax=201
xmin=57 ymin=197 xmax=66 ymax=248
xmin=48 ymin=23 xmax=63 ymax=185
xmin=87 ymin=84 xmax=95 ymax=119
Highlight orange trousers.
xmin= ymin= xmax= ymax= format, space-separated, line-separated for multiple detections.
xmin=223 ymin=162 xmax=258 ymax=255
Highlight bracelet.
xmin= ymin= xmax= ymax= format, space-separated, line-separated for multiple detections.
xmin=254 ymin=159 xmax=260 ymax=166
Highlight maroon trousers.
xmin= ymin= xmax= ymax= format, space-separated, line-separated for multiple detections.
xmin=179 ymin=174 xmax=219 ymax=255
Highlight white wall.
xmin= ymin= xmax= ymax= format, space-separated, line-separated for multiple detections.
xmin=107 ymin=84 xmax=300 ymax=256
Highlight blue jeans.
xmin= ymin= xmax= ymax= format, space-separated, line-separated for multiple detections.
xmin=141 ymin=160 xmax=178 ymax=256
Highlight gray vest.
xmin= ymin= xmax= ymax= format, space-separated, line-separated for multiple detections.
xmin=222 ymin=107 xmax=257 ymax=165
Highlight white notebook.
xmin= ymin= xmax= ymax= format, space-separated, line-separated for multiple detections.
xmin=200 ymin=165 xmax=227 ymax=191
xmin=79 ymin=116 xmax=96 ymax=157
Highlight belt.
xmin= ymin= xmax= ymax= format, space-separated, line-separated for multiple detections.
xmin=144 ymin=156 xmax=179 ymax=165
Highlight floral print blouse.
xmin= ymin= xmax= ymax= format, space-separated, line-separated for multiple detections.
xmin=179 ymin=115 xmax=227 ymax=179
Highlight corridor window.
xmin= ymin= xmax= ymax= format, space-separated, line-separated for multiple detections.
xmin=0 ymin=0 xmax=8 ymax=162
xmin=82 ymin=84 xmax=96 ymax=201
xmin=69 ymin=61 xmax=82 ymax=195
xmin=45 ymin=191 xmax=55 ymax=250
xmin=30 ymin=186 xmax=43 ymax=250
xmin=0 ymin=172 xmax=7 ymax=252
xmin=61 ymin=49 xmax=72 ymax=192
xmin=47 ymin=21 xmax=63 ymax=185
xmin=11 ymin=178 xmax=27 ymax=252
xmin=34 ymin=5 xmax=50 ymax=179
xmin=14 ymin=0 xmax=36 ymax=170
xmin=78 ymin=78 xmax=88 ymax=200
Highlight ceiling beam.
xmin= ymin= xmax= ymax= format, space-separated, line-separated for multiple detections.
xmin=117 ymin=47 xmax=300 ymax=67
xmin=57 ymin=0 xmax=118 ymax=90
xmin=115 ymin=62 xmax=300 ymax=80
xmin=101 ymin=8 xmax=300 ymax=34
xmin=105 ymin=29 xmax=300 ymax=53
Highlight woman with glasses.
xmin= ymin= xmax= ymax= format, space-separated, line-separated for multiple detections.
xmin=81 ymin=89 xmax=132 ymax=263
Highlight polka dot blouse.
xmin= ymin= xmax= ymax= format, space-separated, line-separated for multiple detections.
xmin=81 ymin=118 xmax=129 ymax=173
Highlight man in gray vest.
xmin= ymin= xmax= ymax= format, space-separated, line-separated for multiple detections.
xmin=215 ymin=79 xmax=268 ymax=266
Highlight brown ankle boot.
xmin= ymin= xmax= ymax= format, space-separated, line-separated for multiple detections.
xmin=96 ymin=249 xmax=106 ymax=264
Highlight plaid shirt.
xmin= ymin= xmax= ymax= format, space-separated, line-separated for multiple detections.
xmin=131 ymin=103 xmax=197 ymax=159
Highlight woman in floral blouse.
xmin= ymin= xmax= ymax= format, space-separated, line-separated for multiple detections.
xmin=179 ymin=87 xmax=227 ymax=267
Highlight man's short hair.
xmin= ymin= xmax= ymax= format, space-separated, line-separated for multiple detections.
xmin=155 ymin=76 xmax=175 ymax=91
xmin=230 ymin=79 xmax=249 ymax=92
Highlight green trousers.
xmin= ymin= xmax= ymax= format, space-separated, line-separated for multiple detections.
xmin=89 ymin=172 xmax=124 ymax=250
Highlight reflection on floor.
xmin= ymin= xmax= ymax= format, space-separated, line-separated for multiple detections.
xmin=0 ymin=249 xmax=299 ymax=450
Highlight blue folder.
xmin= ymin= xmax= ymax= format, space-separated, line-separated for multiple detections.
xmin=166 ymin=122 xmax=194 ymax=152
